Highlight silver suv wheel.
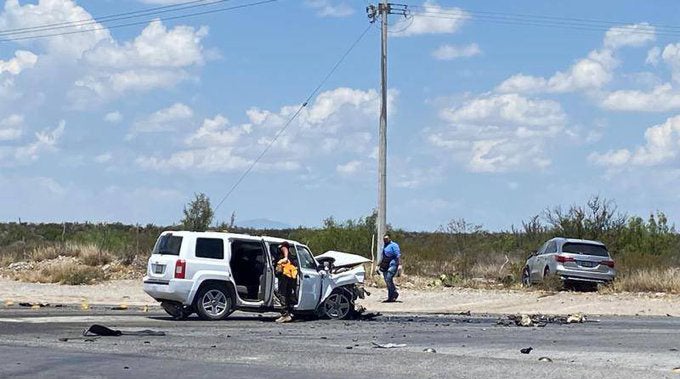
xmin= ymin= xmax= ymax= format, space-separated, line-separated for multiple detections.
xmin=323 ymin=291 xmax=352 ymax=320
xmin=195 ymin=284 xmax=234 ymax=321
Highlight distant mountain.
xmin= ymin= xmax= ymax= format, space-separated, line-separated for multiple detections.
xmin=237 ymin=218 xmax=293 ymax=230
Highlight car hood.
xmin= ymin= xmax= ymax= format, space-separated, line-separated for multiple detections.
xmin=316 ymin=250 xmax=371 ymax=268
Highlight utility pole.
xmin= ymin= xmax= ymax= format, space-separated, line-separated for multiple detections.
xmin=367 ymin=3 xmax=408 ymax=265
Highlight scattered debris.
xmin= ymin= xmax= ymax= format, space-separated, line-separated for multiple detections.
xmin=83 ymin=324 xmax=166 ymax=337
xmin=372 ymin=342 xmax=406 ymax=349
xmin=567 ymin=312 xmax=586 ymax=324
xmin=423 ymin=348 xmax=437 ymax=353
xmin=111 ymin=304 xmax=128 ymax=311
xmin=4 ymin=300 xmax=14 ymax=306
xmin=499 ymin=313 xmax=589 ymax=327
xmin=457 ymin=311 xmax=472 ymax=316
xmin=345 ymin=346 xmax=353 ymax=350
xmin=142 ymin=305 xmax=149 ymax=313
xmin=672 ymin=367 xmax=680 ymax=374
xmin=80 ymin=299 xmax=90 ymax=311
xmin=59 ymin=337 xmax=98 ymax=342
xmin=520 ymin=347 xmax=533 ymax=354
xmin=538 ymin=357 xmax=553 ymax=362
xmin=670 ymin=348 xmax=678 ymax=352
xmin=18 ymin=302 xmax=49 ymax=308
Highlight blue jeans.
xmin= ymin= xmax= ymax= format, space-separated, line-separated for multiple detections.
xmin=383 ymin=264 xmax=399 ymax=300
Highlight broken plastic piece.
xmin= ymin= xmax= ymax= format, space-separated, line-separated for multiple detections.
xmin=372 ymin=342 xmax=406 ymax=349
xmin=83 ymin=324 xmax=166 ymax=337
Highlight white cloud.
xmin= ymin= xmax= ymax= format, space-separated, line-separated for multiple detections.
xmin=14 ymin=120 xmax=65 ymax=163
xmin=305 ymin=0 xmax=354 ymax=17
xmin=431 ymin=93 xmax=566 ymax=173
xmin=84 ymin=20 xmax=208 ymax=69
xmin=130 ymin=103 xmax=193 ymax=136
xmin=104 ymin=111 xmax=123 ymax=123
xmin=497 ymin=23 xmax=654 ymax=95
xmin=392 ymin=1 xmax=470 ymax=37
xmin=336 ymin=160 xmax=361 ymax=175
xmin=137 ymin=87 xmax=390 ymax=173
xmin=0 ymin=50 xmax=38 ymax=75
xmin=601 ymin=84 xmax=680 ymax=112
xmin=646 ymin=46 xmax=661 ymax=66
xmin=603 ymin=23 xmax=655 ymax=50
xmin=432 ymin=43 xmax=481 ymax=60
xmin=497 ymin=50 xmax=616 ymax=94
xmin=0 ymin=0 xmax=111 ymax=58
xmin=589 ymin=115 xmax=680 ymax=168
xmin=0 ymin=114 xmax=23 ymax=141
xmin=94 ymin=152 xmax=113 ymax=163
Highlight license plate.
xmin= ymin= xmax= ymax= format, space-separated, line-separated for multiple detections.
xmin=578 ymin=261 xmax=595 ymax=268
xmin=152 ymin=264 xmax=165 ymax=274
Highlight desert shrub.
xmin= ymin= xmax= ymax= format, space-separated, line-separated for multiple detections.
xmin=79 ymin=245 xmax=113 ymax=266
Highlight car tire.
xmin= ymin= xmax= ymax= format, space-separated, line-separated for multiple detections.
xmin=521 ymin=267 xmax=531 ymax=287
xmin=322 ymin=289 xmax=354 ymax=320
xmin=195 ymin=283 xmax=234 ymax=321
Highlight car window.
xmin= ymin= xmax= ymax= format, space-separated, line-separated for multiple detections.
xmin=295 ymin=246 xmax=317 ymax=270
xmin=537 ymin=242 xmax=548 ymax=255
xmin=153 ymin=234 xmax=182 ymax=256
xmin=546 ymin=241 xmax=557 ymax=254
xmin=562 ymin=243 xmax=609 ymax=257
xmin=195 ymin=238 xmax=224 ymax=259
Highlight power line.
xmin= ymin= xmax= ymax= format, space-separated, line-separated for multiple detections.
xmin=214 ymin=24 xmax=373 ymax=212
xmin=0 ymin=0 xmax=218 ymax=37
xmin=408 ymin=5 xmax=680 ymax=37
xmin=0 ymin=0 xmax=277 ymax=43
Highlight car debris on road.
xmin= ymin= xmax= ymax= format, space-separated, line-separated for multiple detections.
xmin=372 ymin=342 xmax=406 ymax=349
xmin=498 ymin=313 xmax=589 ymax=327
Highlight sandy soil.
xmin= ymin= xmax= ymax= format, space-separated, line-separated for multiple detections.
xmin=1 ymin=278 xmax=678 ymax=317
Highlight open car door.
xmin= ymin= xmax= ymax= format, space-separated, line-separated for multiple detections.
xmin=293 ymin=245 xmax=322 ymax=311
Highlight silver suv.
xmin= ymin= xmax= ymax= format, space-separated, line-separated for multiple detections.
xmin=521 ymin=237 xmax=616 ymax=287
xmin=143 ymin=231 xmax=369 ymax=320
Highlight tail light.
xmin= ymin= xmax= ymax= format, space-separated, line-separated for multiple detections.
xmin=174 ymin=259 xmax=186 ymax=279
xmin=555 ymin=255 xmax=575 ymax=263
xmin=601 ymin=260 xmax=615 ymax=268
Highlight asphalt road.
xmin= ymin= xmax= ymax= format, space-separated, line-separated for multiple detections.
xmin=0 ymin=306 xmax=679 ymax=379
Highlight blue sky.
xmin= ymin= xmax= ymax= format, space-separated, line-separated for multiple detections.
xmin=1 ymin=0 xmax=680 ymax=231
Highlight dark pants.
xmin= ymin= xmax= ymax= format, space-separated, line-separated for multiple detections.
xmin=279 ymin=275 xmax=297 ymax=315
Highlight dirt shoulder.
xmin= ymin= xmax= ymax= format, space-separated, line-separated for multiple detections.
xmin=1 ymin=278 xmax=678 ymax=317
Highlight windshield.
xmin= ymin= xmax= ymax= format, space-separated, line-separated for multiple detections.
xmin=561 ymin=242 xmax=609 ymax=257
xmin=152 ymin=234 xmax=183 ymax=255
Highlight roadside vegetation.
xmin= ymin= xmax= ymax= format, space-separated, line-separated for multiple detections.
xmin=0 ymin=194 xmax=678 ymax=292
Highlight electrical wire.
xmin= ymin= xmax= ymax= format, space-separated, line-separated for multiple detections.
xmin=214 ymin=24 xmax=373 ymax=212
xmin=0 ymin=0 xmax=277 ymax=43
xmin=0 ymin=0 xmax=218 ymax=37
xmin=406 ymin=5 xmax=680 ymax=37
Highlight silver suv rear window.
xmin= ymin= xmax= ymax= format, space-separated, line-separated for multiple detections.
xmin=153 ymin=235 xmax=183 ymax=255
xmin=561 ymin=242 xmax=608 ymax=257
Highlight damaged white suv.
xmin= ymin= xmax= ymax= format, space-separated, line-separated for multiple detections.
xmin=143 ymin=231 xmax=370 ymax=320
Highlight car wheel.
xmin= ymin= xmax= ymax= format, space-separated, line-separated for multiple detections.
xmin=322 ymin=290 xmax=354 ymax=320
xmin=195 ymin=284 xmax=234 ymax=321
xmin=521 ymin=267 xmax=531 ymax=287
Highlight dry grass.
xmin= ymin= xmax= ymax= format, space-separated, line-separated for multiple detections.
xmin=13 ymin=259 xmax=106 ymax=285
xmin=79 ymin=245 xmax=113 ymax=266
xmin=609 ymin=268 xmax=680 ymax=294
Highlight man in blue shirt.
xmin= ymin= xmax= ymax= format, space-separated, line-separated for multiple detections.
xmin=380 ymin=234 xmax=401 ymax=302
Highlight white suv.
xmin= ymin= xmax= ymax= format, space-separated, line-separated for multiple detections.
xmin=143 ymin=231 xmax=369 ymax=320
